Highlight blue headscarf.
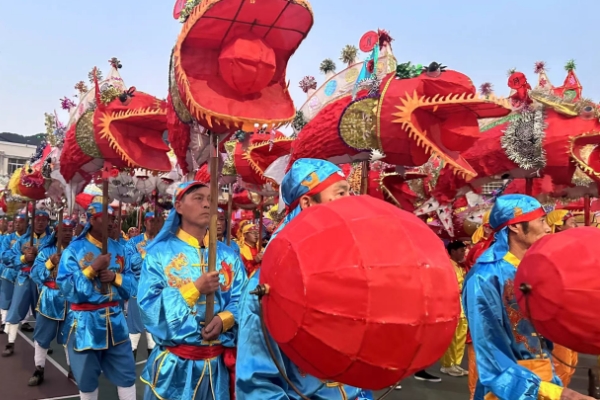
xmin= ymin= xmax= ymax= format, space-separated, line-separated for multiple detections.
xmin=146 ymin=181 xmax=207 ymax=252
xmin=478 ymin=194 xmax=545 ymax=263
xmin=72 ymin=202 xmax=114 ymax=243
xmin=271 ymin=158 xmax=345 ymax=241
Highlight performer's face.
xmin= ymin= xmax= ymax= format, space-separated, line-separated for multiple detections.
xmin=512 ymin=216 xmax=551 ymax=247
xmin=34 ymin=217 xmax=49 ymax=234
xmin=15 ymin=218 xmax=26 ymax=234
xmin=244 ymin=229 xmax=259 ymax=245
xmin=216 ymin=214 xmax=225 ymax=236
xmin=176 ymin=186 xmax=211 ymax=228
xmin=299 ymin=180 xmax=350 ymax=210
xmin=6 ymin=222 xmax=13 ymax=233
xmin=62 ymin=224 xmax=74 ymax=244
xmin=144 ymin=217 xmax=163 ymax=236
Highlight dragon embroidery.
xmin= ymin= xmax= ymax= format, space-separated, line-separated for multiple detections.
xmin=79 ymin=252 xmax=95 ymax=270
xmin=116 ymin=255 xmax=125 ymax=272
xmin=503 ymin=279 xmax=541 ymax=355
xmin=165 ymin=253 xmax=192 ymax=289
xmin=219 ymin=261 xmax=233 ymax=292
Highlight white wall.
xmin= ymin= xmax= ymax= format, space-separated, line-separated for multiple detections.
xmin=0 ymin=140 xmax=37 ymax=177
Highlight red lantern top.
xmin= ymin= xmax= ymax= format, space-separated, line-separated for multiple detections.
xmin=260 ymin=195 xmax=460 ymax=389
xmin=515 ymin=227 xmax=600 ymax=354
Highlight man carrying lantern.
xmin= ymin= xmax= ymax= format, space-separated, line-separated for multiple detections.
xmin=28 ymin=217 xmax=77 ymax=386
xmin=237 ymin=220 xmax=262 ymax=277
xmin=463 ymin=194 xmax=594 ymax=400
xmin=440 ymin=241 xmax=469 ymax=378
xmin=138 ymin=181 xmax=246 ymax=400
xmin=57 ymin=203 xmax=138 ymax=400
xmin=0 ymin=212 xmax=27 ymax=333
xmin=124 ymin=211 xmax=163 ymax=361
xmin=545 ymin=210 xmax=578 ymax=389
xmin=3 ymin=209 xmax=52 ymax=357
xmin=236 ymin=158 xmax=372 ymax=400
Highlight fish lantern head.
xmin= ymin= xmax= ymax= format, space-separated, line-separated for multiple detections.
xmin=258 ymin=195 xmax=460 ymax=389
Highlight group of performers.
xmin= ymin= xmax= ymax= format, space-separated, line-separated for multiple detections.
xmin=0 ymin=158 xmax=596 ymax=400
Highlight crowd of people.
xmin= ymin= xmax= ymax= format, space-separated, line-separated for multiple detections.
xmin=0 ymin=158 xmax=595 ymax=400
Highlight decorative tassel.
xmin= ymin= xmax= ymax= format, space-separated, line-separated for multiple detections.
xmin=268 ymin=128 xmax=276 ymax=151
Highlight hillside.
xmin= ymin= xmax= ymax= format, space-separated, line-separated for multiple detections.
xmin=0 ymin=132 xmax=45 ymax=146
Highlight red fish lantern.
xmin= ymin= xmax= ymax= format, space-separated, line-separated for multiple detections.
xmin=259 ymin=195 xmax=460 ymax=389
xmin=515 ymin=227 xmax=600 ymax=354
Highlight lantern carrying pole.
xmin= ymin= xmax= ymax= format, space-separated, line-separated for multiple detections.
xmin=226 ymin=183 xmax=233 ymax=246
xmin=360 ymin=160 xmax=369 ymax=195
xmin=100 ymin=162 xmax=111 ymax=295
xmin=205 ymin=133 xmax=219 ymax=324
xmin=525 ymin=177 xmax=533 ymax=196
xmin=584 ymin=194 xmax=591 ymax=226
xmin=29 ymin=201 xmax=37 ymax=247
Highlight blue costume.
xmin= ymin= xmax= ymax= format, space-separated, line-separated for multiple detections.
xmin=217 ymin=207 xmax=240 ymax=254
xmin=236 ymin=159 xmax=372 ymax=400
xmin=124 ymin=212 xmax=157 ymax=357
xmin=3 ymin=210 xmax=53 ymax=353
xmin=138 ymin=181 xmax=246 ymax=400
xmin=0 ymin=216 xmax=25 ymax=322
xmin=463 ymin=194 xmax=564 ymax=400
xmin=57 ymin=203 xmax=137 ymax=397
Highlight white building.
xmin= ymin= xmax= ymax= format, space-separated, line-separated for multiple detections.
xmin=0 ymin=140 xmax=37 ymax=179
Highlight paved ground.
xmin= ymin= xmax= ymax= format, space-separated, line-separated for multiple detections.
xmin=0 ymin=321 xmax=595 ymax=399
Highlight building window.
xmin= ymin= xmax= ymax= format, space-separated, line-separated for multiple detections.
xmin=7 ymin=157 xmax=26 ymax=175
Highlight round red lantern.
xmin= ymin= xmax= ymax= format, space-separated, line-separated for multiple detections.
xmin=260 ymin=195 xmax=460 ymax=389
xmin=515 ymin=227 xmax=600 ymax=354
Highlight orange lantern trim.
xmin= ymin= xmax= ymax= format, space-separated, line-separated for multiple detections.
xmin=173 ymin=0 xmax=314 ymax=132
xmin=254 ymin=195 xmax=460 ymax=391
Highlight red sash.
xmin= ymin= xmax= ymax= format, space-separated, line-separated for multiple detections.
xmin=166 ymin=344 xmax=236 ymax=399
xmin=44 ymin=281 xmax=58 ymax=290
xmin=70 ymin=301 xmax=119 ymax=311
xmin=22 ymin=267 xmax=32 ymax=273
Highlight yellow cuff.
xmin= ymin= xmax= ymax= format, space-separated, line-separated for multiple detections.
xmin=217 ymin=311 xmax=235 ymax=332
xmin=82 ymin=266 xmax=97 ymax=280
xmin=538 ymin=381 xmax=564 ymax=400
xmin=179 ymin=282 xmax=200 ymax=307
xmin=113 ymin=273 xmax=123 ymax=287
xmin=45 ymin=259 xmax=55 ymax=270
xmin=20 ymin=255 xmax=26 ymax=264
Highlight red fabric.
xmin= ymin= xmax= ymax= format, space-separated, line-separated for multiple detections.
xmin=241 ymin=245 xmax=260 ymax=277
xmin=260 ymin=195 xmax=460 ymax=390
xmin=174 ymin=0 xmax=312 ymax=131
xmin=167 ymin=94 xmax=192 ymax=174
xmin=234 ymin=133 xmax=293 ymax=185
xmin=167 ymin=344 xmax=224 ymax=360
xmin=515 ymin=227 xmax=600 ymax=354
xmin=465 ymin=240 xmax=490 ymax=271
xmin=70 ymin=301 xmax=119 ymax=311
xmin=44 ymin=281 xmax=58 ymax=290
xmin=223 ymin=348 xmax=237 ymax=400
xmin=495 ymin=207 xmax=545 ymax=231
xmin=22 ymin=267 xmax=32 ymax=273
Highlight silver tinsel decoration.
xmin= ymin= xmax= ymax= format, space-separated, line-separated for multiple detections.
xmin=501 ymin=108 xmax=547 ymax=171
xmin=365 ymin=74 xmax=381 ymax=96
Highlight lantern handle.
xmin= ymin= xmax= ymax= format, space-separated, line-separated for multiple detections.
xmin=254 ymin=286 xmax=402 ymax=400
xmin=519 ymin=282 xmax=600 ymax=398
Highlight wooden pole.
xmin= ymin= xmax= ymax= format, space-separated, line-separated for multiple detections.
xmin=525 ymin=177 xmax=533 ymax=196
xmin=584 ymin=194 xmax=591 ymax=226
xmin=226 ymin=183 xmax=233 ymax=246
xmin=29 ymin=201 xmax=36 ymax=247
xmin=100 ymin=164 xmax=110 ymax=295
xmin=257 ymin=196 xmax=264 ymax=252
xmin=360 ymin=160 xmax=369 ymax=195
xmin=117 ymin=200 xmax=122 ymax=236
xmin=205 ymin=133 xmax=219 ymax=324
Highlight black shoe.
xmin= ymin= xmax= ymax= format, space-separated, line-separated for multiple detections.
xmin=0 ymin=324 xmax=4 ymax=334
xmin=21 ymin=323 xmax=34 ymax=332
xmin=414 ymin=370 xmax=442 ymax=382
xmin=46 ymin=348 xmax=53 ymax=355
xmin=2 ymin=343 xmax=14 ymax=357
xmin=67 ymin=368 xmax=75 ymax=382
xmin=133 ymin=349 xmax=137 ymax=361
xmin=28 ymin=366 xmax=44 ymax=386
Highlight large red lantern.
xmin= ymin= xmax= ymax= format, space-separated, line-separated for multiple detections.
xmin=515 ymin=227 xmax=600 ymax=354
xmin=259 ymin=195 xmax=460 ymax=390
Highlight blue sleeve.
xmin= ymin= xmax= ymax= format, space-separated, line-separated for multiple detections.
xmin=236 ymin=275 xmax=290 ymax=400
xmin=124 ymin=240 xmax=143 ymax=278
xmin=114 ymin=247 xmax=137 ymax=301
xmin=31 ymin=247 xmax=53 ymax=287
xmin=464 ymin=273 xmax=546 ymax=399
xmin=216 ymin=254 xmax=246 ymax=347
xmin=56 ymin=247 xmax=99 ymax=304
xmin=8 ymin=236 xmax=26 ymax=269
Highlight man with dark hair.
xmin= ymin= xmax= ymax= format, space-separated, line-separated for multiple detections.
xmin=57 ymin=203 xmax=137 ymax=400
xmin=464 ymin=194 xmax=593 ymax=400
xmin=138 ymin=181 xmax=246 ymax=400
xmin=440 ymin=241 xmax=469 ymax=377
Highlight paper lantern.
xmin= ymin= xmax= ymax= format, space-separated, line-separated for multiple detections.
xmin=515 ymin=227 xmax=600 ymax=354
xmin=260 ymin=195 xmax=460 ymax=389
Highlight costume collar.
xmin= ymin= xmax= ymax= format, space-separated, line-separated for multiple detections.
xmin=503 ymin=252 xmax=521 ymax=268
xmin=86 ymin=233 xmax=102 ymax=249
xmin=32 ymin=232 xmax=46 ymax=240
xmin=176 ymin=229 xmax=203 ymax=248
